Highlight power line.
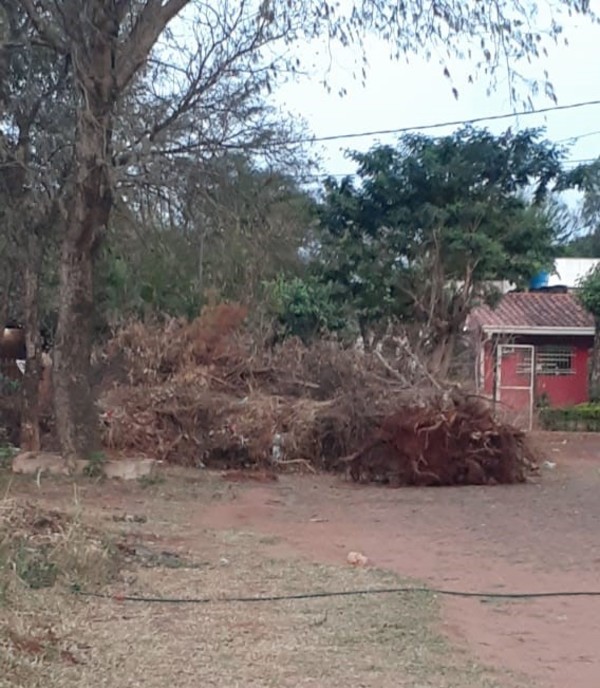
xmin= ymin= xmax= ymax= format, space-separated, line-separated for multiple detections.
xmin=73 ymin=585 xmax=600 ymax=605
xmin=556 ymin=130 xmax=600 ymax=144
xmin=294 ymin=98 xmax=600 ymax=146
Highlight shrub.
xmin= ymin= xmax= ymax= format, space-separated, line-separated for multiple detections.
xmin=539 ymin=403 xmax=600 ymax=431
xmin=265 ymin=275 xmax=348 ymax=344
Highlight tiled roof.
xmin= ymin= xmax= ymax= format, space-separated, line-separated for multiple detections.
xmin=469 ymin=291 xmax=595 ymax=332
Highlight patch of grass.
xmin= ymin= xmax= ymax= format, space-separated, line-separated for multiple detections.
xmin=0 ymin=491 xmax=512 ymax=688
xmin=84 ymin=528 xmax=504 ymax=688
xmin=0 ymin=444 xmax=17 ymax=468
xmin=83 ymin=451 xmax=107 ymax=479
xmin=137 ymin=472 xmax=165 ymax=488
xmin=0 ymin=499 xmax=120 ymax=600
xmin=0 ymin=497 xmax=123 ymax=685
xmin=10 ymin=544 xmax=60 ymax=590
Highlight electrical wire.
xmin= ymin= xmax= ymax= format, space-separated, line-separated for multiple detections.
xmin=71 ymin=585 xmax=600 ymax=605
xmin=556 ymin=129 xmax=600 ymax=144
xmin=290 ymin=98 xmax=600 ymax=146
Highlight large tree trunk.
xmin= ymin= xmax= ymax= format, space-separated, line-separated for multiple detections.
xmin=20 ymin=247 xmax=41 ymax=451
xmin=53 ymin=100 xmax=113 ymax=469
xmin=39 ymin=1 xmax=188 ymax=469
xmin=53 ymin=236 xmax=101 ymax=466
xmin=52 ymin=2 xmax=122 ymax=470
xmin=0 ymin=270 xmax=11 ymax=327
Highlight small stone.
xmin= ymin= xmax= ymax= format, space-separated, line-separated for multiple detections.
xmin=347 ymin=551 xmax=369 ymax=567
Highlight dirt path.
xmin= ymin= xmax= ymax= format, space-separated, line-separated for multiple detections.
xmin=2 ymin=479 xmax=502 ymax=688
xmin=196 ymin=459 xmax=600 ymax=688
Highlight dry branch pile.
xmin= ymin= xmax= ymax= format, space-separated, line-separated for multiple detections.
xmin=98 ymin=304 xmax=538 ymax=486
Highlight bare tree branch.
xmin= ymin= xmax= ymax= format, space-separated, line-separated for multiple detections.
xmin=116 ymin=0 xmax=189 ymax=90
xmin=17 ymin=0 xmax=67 ymax=52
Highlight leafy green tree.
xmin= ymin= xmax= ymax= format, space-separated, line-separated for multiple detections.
xmin=265 ymin=275 xmax=348 ymax=344
xmin=561 ymin=160 xmax=600 ymax=257
xmin=578 ymin=265 xmax=600 ymax=399
xmin=94 ymin=154 xmax=315 ymax=327
xmin=317 ymin=127 xmax=567 ymax=375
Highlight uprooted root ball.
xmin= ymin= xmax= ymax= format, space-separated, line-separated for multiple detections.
xmin=340 ymin=397 xmax=537 ymax=487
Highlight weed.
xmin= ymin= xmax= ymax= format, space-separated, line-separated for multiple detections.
xmin=83 ymin=451 xmax=107 ymax=479
xmin=138 ymin=472 xmax=165 ymax=488
xmin=0 ymin=500 xmax=120 ymax=599
xmin=11 ymin=543 xmax=59 ymax=589
xmin=0 ymin=444 xmax=17 ymax=468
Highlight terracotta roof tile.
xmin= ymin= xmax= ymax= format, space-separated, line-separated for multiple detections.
xmin=469 ymin=292 xmax=595 ymax=331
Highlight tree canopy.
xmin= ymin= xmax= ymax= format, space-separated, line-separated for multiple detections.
xmin=560 ymin=160 xmax=600 ymax=257
xmin=578 ymin=264 xmax=600 ymax=319
xmin=96 ymin=153 xmax=315 ymax=325
xmin=577 ymin=263 xmax=600 ymax=398
xmin=314 ymin=127 xmax=569 ymax=373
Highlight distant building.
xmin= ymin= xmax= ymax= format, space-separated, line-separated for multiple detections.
xmin=476 ymin=258 xmax=600 ymax=296
xmin=468 ymin=289 xmax=595 ymax=429
xmin=548 ymin=258 xmax=600 ymax=290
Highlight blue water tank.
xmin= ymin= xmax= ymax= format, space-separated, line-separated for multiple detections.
xmin=529 ymin=271 xmax=550 ymax=290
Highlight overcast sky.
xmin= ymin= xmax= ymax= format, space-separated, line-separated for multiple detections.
xmin=273 ymin=11 xmax=600 ymax=190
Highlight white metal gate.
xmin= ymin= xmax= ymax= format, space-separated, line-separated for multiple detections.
xmin=496 ymin=344 xmax=535 ymax=430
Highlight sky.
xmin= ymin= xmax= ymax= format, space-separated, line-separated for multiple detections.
xmin=273 ymin=9 xmax=600 ymax=198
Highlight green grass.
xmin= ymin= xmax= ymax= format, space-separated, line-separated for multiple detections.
xmin=0 ymin=445 xmax=17 ymax=469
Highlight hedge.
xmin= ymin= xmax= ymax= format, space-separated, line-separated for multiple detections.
xmin=538 ymin=403 xmax=600 ymax=432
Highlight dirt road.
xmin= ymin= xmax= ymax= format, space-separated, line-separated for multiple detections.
xmin=198 ymin=436 xmax=600 ymax=688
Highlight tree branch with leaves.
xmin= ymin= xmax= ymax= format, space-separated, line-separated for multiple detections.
xmin=577 ymin=264 xmax=600 ymax=399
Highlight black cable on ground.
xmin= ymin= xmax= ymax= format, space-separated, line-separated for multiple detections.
xmin=71 ymin=586 xmax=600 ymax=605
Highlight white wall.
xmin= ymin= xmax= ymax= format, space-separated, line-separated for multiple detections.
xmin=549 ymin=258 xmax=600 ymax=288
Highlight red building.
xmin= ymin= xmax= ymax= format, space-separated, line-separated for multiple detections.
xmin=469 ymin=291 xmax=595 ymax=428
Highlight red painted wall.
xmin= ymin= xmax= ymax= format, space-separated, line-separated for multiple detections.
xmin=480 ymin=335 xmax=592 ymax=408
xmin=536 ymin=344 xmax=589 ymax=407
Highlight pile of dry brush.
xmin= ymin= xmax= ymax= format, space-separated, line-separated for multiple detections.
xmin=97 ymin=304 xmax=538 ymax=486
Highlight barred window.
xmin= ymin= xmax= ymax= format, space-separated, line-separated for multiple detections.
xmin=536 ymin=346 xmax=575 ymax=376
xmin=511 ymin=349 xmax=534 ymax=376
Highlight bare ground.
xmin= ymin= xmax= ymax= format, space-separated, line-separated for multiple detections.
xmin=2 ymin=430 xmax=600 ymax=687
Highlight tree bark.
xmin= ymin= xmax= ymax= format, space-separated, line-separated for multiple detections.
xmin=53 ymin=235 xmax=101 ymax=466
xmin=20 ymin=243 xmax=42 ymax=452
xmin=38 ymin=1 xmax=190 ymax=468
xmin=52 ymin=3 xmax=121 ymax=470
xmin=0 ymin=270 xmax=12 ymax=327
xmin=53 ymin=101 xmax=113 ymax=468
xmin=428 ymin=331 xmax=457 ymax=380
